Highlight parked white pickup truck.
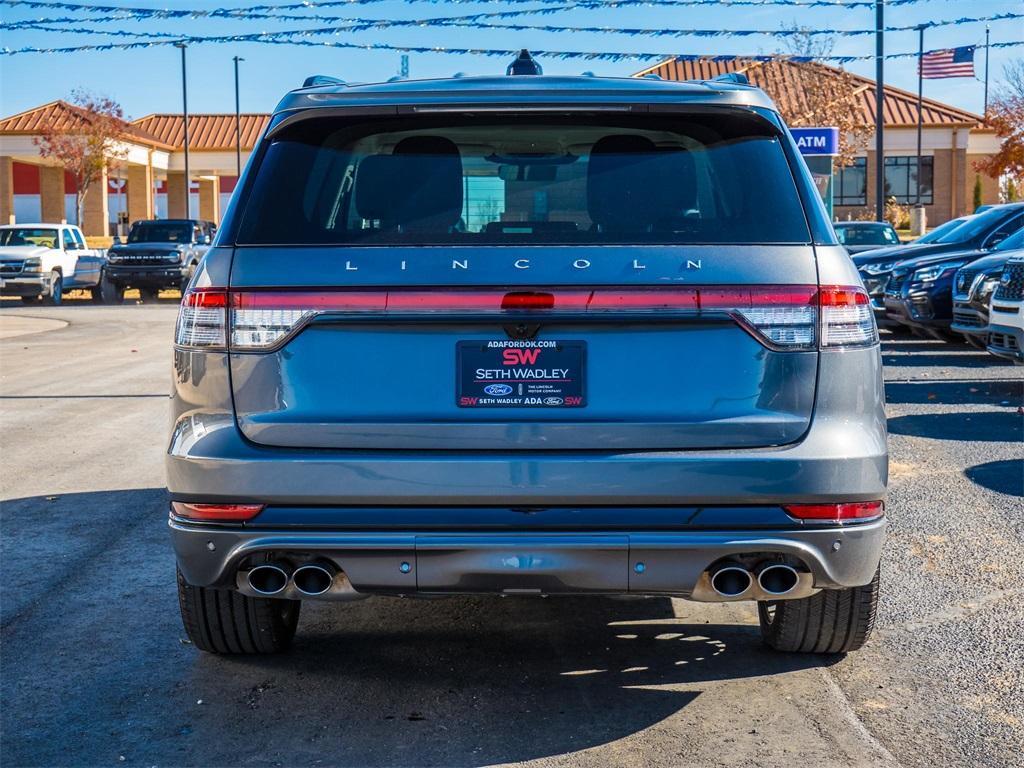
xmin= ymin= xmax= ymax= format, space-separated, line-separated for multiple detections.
xmin=0 ymin=223 xmax=107 ymax=305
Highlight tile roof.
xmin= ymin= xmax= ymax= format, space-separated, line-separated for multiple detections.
xmin=129 ymin=113 xmax=271 ymax=151
xmin=635 ymin=57 xmax=984 ymax=128
xmin=0 ymin=100 xmax=175 ymax=149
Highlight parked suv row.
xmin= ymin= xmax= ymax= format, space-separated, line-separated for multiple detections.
xmin=845 ymin=203 xmax=1024 ymax=363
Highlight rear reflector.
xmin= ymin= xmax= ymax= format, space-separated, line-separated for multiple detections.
xmin=174 ymin=285 xmax=877 ymax=352
xmin=171 ymin=502 xmax=265 ymax=521
xmin=784 ymin=501 xmax=884 ymax=521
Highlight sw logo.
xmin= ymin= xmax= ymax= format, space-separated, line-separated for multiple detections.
xmin=503 ymin=348 xmax=541 ymax=365
xmin=484 ymin=384 xmax=514 ymax=396
xmin=460 ymin=397 xmax=479 ymax=406
xmin=564 ymin=396 xmax=584 ymax=406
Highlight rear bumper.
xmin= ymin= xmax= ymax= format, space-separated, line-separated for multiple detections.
xmin=170 ymin=515 xmax=886 ymax=598
xmin=0 ymin=273 xmax=49 ymax=297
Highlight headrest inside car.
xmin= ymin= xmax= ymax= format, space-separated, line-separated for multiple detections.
xmin=587 ymin=135 xmax=663 ymax=232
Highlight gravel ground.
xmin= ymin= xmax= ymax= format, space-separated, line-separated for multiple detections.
xmin=0 ymin=304 xmax=1021 ymax=768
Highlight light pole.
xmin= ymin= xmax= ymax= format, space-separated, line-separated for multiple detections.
xmin=233 ymin=56 xmax=244 ymax=177
xmin=174 ymin=42 xmax=190 ymax=218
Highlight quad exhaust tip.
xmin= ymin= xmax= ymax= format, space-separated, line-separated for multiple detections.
xmin=247 ymin=564 xmax=289 ymax=596
xmin=710 ymin=565 xmax=753 ymax=598
xmin=292 ymin=563 xmax=335 ymax=596
xmin=757 ymin=563 xmax=800 ymax=596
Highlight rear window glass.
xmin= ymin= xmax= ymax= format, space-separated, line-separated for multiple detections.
xmin=237 ymin=113 xmax=810 ymax=246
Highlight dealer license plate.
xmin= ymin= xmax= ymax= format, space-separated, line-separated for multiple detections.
xmin=457 ymin=340 xmax=586 ymax=408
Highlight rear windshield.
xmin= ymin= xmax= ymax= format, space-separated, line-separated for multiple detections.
xmin=237 ymin=113 xmax=811 ymax=246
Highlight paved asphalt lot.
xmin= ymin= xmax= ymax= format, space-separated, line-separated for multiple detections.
xmin=1 ymin=302 xmax=1021 ymax=768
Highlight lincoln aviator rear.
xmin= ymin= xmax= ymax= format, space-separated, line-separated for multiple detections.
xmin=169 ymin=67 xmax=886 ymax=655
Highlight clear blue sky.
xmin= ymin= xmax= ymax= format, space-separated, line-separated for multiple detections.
xmin=0 ymin=0 xmax=1020 ymax=120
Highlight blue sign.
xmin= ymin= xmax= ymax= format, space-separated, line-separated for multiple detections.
xmin=791 ymin=127 xmax=840 ymax=156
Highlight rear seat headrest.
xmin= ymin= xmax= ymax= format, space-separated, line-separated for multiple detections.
xmin=355 ymin=135 xmax=464 ymax=232
xmin=587 ymin=135 xmax=663 ymax=232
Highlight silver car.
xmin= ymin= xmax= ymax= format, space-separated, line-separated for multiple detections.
xmin=168 ymin=61 xmax=887 ymax=655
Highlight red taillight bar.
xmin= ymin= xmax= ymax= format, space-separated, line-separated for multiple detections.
xmin=784 ymin=501 xmax=884 ymax=522
xmin=171 ymin=502 xmax=265 ymax=521
xmin=224 ymin=285 xmax=862 ymax=312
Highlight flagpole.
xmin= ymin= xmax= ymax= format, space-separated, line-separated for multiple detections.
xmin=874 ymin=0 xmax=885 ymax=222
xmin=983 ymin=26 xmax=991 ymax=117
xmin=916 ymin=25 xmax=924 ymax=209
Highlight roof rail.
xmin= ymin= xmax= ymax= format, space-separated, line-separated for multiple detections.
xmin=302 ymin=75 xmax=346 ymax=88
xmin=712 ymin=72 xmax=750 ymax=86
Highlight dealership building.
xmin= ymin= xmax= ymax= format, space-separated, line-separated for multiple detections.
xmin=0 ymin=58 xmax=1002 ymax=238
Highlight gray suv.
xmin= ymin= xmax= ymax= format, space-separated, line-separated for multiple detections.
xmin=169 ymin=62 xmax=887 ymax=655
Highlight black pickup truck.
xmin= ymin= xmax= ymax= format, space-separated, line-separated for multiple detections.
xmin=104 ymin=219 xmax=214 ymax=302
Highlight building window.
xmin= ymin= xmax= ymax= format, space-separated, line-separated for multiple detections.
xmin=884 ymin=156 xmax=933 ymax=205
xmin=835 ymin=157 xmax=867 ymax=206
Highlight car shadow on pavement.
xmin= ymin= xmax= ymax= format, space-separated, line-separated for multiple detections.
xmin=887 ymin=411 xmax=1024 ymax=442
xmin=1 ymin=489 xmax=841 ymax=768
xmin=180 ymin=596 xmax=839 ymax=767
xmin=965 ymin=460 xmax=1024 ymax=498
xmin=884 ymin=378 xmax=1024 ymax=405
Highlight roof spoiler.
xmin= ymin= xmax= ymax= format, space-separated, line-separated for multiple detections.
xmin=302 ymin=75 xmax=346 ymax=88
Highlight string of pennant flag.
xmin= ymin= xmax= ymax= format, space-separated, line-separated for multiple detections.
xmin=3 ymin=9 xmax=1021 ymax=40
xmin=0 ymin=0 xmax=949 ymax=18
xmin=3 ymin=32 xmax=1021 ymax=61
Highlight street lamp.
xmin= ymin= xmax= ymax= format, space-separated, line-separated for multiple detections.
xmin=174 ymin=42 xmax=190 ymax=218
xmin=233 ymin=56 xmax=244 ymax=177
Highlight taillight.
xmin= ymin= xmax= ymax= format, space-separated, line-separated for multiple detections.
xmin=818 ymin=287 xmax=878 ymax=347
xmin=784 ymin=501 xmax=884 ymax=522
xmin=175 ymin=287 xmax=227 ymax=349
xmin=171 ymin=502 xmax=264 ymax=521
xmin=175 ymin=285 xmax=877 ymax=352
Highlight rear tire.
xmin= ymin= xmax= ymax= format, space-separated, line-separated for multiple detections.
xmin=758 ymin=567 xmax=879 ymax=653
xmin=176 ymin=568 xmax=300 ymax=654
xmin=20 ymin=295 xmax=38 ymax=304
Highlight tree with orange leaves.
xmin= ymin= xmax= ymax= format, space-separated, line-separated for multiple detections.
xmin=34 ymin=90 xmax=129 ymax=227
xmin=974 ymin=60 xmax=1024 ymax=189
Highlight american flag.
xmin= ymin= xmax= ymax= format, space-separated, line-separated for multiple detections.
xmin=919 ymin=46 xmax=976 ymax=79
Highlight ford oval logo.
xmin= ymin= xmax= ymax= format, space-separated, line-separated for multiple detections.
xmin=484 ymin=384 xmax=514 ymax=396
xmin=543 ymin=397 xmax=564 ymax=405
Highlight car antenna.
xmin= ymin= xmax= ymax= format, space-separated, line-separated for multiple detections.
xmin=507 ymin=49 xmax=543 ymax=76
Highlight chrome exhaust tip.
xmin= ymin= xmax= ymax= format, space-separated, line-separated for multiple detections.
xmin=292 ymin=563 xmax=335 ymax=596
xmin=710 ymin=565 xmax=753 ymax=598
xmin=247 ymin=564 xmax=289 ymax=596
xmin=757 ymin=564 xmax=800 ymax=596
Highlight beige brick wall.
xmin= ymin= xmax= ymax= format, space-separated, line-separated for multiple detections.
xmin=0 ymin=156 xmax=13 ymax=225
xmin=39 ymin=165 xmax=65 ymax=223
xmin=166 ymin=173 xmax=187 ymax=219
xmin=127 ymin=163 xmax=154 ymax=223
xmin=80 ymin=165 xmax=109 ymax=237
